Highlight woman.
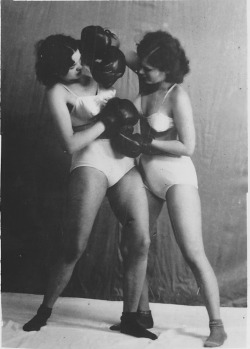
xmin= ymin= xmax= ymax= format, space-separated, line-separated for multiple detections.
xmin=22 ymin=33 xmax=157 ymax=340
xmin=112 ymin=31 xmax=227 ymax=347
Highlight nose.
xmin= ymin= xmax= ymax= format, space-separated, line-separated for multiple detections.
xmin=77 ymin=61 xmax=83 ymax=71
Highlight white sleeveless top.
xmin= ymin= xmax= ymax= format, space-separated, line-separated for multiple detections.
xmin=61 ymin=84 xmax=116 ymax=127
xmin=136 ymin=83 xmax=177 ymax=133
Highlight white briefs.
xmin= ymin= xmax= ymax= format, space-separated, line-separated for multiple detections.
xmin=62 ymin=84 xmax=135 ymax=187
xmin=139 ymin=154 xmax=198 ymax=200
xmin=70 ymin=139 xmax=135 ymax=187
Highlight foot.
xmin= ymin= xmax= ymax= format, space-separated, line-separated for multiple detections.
xmin=204 ymin=320 xmax=227 ymax=347
xmin=110 ymin=309 xmax=154 ymax=331
xmin=120 ymin=312 xmax=157 ymax=340
xmin=23 ymin=305 xmax=52 ymax=331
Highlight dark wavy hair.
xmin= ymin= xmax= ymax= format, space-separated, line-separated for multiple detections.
xmin=137 ymin=31 xmax=190 ymax=83
xmin=35 ymin=34 xmax=80 ymax=87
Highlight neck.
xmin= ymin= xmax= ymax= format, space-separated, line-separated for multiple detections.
xmin=78 ymin=75 xmax=97 ymax=88
xmin=158 ymin=81 xmax=173 ymax=92
xmin=141 ymin=80 xmax=173 ymax=96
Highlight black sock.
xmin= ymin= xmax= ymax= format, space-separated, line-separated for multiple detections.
xmin=110 ymin=321 xmax=121 ymax=331
xmin=120 ymin=312 xmax=157 ymax=340
xmin=204 ymin=319 xmax=227 ymax=347
xmin=137 ymin=310 xmax=154 ymax=329
xmin=110 ymin=309 xmax=154 ymax=331
xmin=23 ymin=304 xmax=52 ymax=331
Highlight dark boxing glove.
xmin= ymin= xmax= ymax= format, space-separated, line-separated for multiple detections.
xmin=81 ymin=26 xmax=117 ymax=64
xmin=112 ymin=130 xmax=154 ymax=158
xmin=91 ymin=46 xmax=126 ymax=88
xmin=118 ymin=98 xmax=140 ymax=127
xmin=99 ymin=98 xmax=140 ymax=138
xmin=98 ymin=98 xmax=123 ymax=137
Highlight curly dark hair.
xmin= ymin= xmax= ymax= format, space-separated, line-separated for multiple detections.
xmin=35 ymin=34 xmax=80 ymax=87
xmin=137 ymin=31 xmax=190 ymax=83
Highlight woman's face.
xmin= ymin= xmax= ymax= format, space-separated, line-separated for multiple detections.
xmin=62 ymin=50 xmax=83 ymax=82
xmin=138 ymin=59 xmax=166 ymax=84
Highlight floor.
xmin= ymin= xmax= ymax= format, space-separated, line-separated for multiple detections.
xmin=1 ymin=292 xmax=247 ymax=349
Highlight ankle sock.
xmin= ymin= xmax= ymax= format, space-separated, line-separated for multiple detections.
xmin=204 ymin=319 xmax=227 ymax=347
xmin=23 ymin=304 xmax=52 ymax=331
xmin=120 ymin=312 xmax=157 ymax=340
xmin=137 ymin=310 xmax=154 ymax=329
xmin=110 ymin=309 xmax=154 ymax=331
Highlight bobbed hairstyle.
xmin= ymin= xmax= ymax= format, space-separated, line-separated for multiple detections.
xmin=35 ymin=34 xmax=80 ymax=87
xmin=137 ymin=31 xmax=190 ymax=83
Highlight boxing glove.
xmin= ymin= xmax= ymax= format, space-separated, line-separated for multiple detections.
xmin=81 ymin=26 xmax=119 ymax=66
xmin=91 ymin=47 xmax=126 ymax=88
xmin=99 ymin=98 xmax=140 ymax=137
xmin=112 ymin=130 xmax=154 ymax=158
xmin=98 ymin=98 xmax=123 ymax=137
xmin=118 ymin=99 xmax=140 ymax=127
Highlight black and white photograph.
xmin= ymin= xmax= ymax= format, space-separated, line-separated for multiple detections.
xmin=1 ymin=0 xmax=248 ymax=348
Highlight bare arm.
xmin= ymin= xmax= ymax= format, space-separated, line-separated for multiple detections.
xmin=47 ymin=85 xmax=105 ymax=154
xmin=150 ymin=86 xmax=196 ymax=157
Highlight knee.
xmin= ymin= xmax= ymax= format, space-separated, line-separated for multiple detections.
xmin=132 ymin=234 xmax=151 ymax=256
xmin=123 ymin=217 xmax=151 ymax=254
xmin=62 ymin=243 xmax=86 ymax=264
xmin=183 ymin=247 xmax=207 ymax=269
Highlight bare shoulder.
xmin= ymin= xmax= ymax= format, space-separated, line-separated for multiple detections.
xmin=171 ymin=84 xmax=189 ymax=101
xmin=47 ymin=83 xmax=66 ymax=98
xmin=47 ymin=83 xmax=68 ymax=104
xmin=170 ymin=84 xmax=191 ymax=109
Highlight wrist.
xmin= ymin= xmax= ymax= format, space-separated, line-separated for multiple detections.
xmin=142 ymin=135 xmax=154 ymax=154
xmin=95 ymin=121 xmax=106 ymax=133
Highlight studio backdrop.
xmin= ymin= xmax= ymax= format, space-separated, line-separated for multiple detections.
xmin=2 ymin=0 xmax=247 ymax=307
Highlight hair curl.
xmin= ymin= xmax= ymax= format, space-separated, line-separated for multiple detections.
xmin=137 ymin=31 xmax=190 ymax=83
xmin=35 ymin=34 xmax=80 ymax=87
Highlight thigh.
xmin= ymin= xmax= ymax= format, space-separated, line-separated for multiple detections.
xmin=166 ymin=185 xmax=205 ymax=259
xmin=108 ymin=167 xmax=149 ymax=234
xmin=63 ymin=167 xmax=108 ymax=247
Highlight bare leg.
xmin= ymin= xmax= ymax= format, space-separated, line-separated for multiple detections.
xmin=108 ymin=167 xmax=157 ymax=340
xmin=110 ymin=188 xmax=163 ymax=330
xmin=108 ymin=168 xmax=150 ymax=312
xmin=166 ymin=185 xmax=227 ymax=347
xmin=138 ymin=189 xmax=164 ymax=313
xmin=43 ymin=168 xmax=108 ymax=307
xmin=23 ymin=167 xmax=108 ymax=331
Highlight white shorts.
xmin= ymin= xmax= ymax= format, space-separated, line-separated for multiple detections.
xmin=70 ymin=139 xmax=135 ymax=187
xmin=139 ymin=154 xmax=198 ymax=200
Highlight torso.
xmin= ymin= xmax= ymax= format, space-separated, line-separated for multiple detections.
xmin=137 ymin=83 xmax=178 ymax=140
xmin=60 ymin=79 xmax=116 ymax=128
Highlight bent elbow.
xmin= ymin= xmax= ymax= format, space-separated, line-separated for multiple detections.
xmin=185 ymin=149 xmax=194 ymax=157
xmin=68 ymin=142 xmax=80 ymax=155
xmin=184 ymin=143 xmax=195 ymax=157
xmin=67 ymin=147 xmax=75 ymax=155
xmin=63 ymin=142 xmax=75 ymax=155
